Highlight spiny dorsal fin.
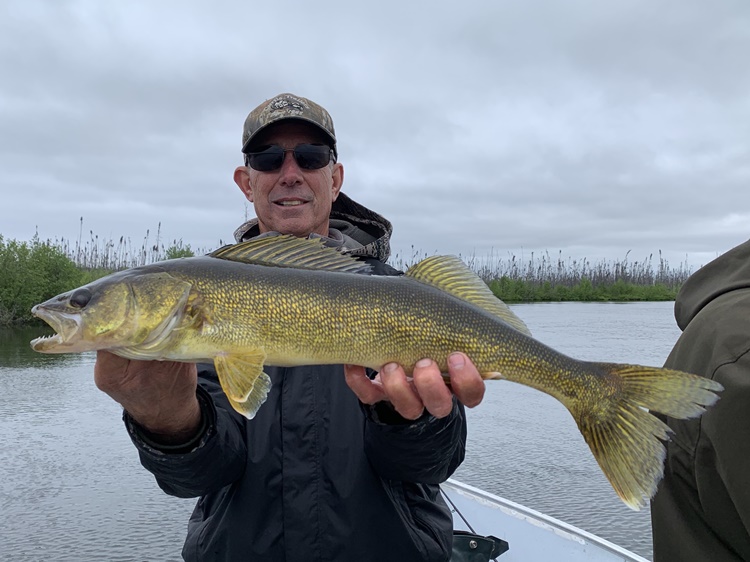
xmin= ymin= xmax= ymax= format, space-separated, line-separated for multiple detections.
xmin=406 ymin=255 xmax=531 ymax=336
xmin=209 ymin=235 xmax=372 ymax=274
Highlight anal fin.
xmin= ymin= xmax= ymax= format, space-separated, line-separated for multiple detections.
xmin=214 ymin=350 xmax=272 ymax=419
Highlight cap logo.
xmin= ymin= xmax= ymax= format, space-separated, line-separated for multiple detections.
xmin=264 ymin=95 xmax=307 ymax=119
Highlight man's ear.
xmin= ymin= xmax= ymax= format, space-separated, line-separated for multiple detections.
xmin=331 ymin=163 xmax=344 ymax=201
xmin=234 ymin=166 xmax=254 ymax=202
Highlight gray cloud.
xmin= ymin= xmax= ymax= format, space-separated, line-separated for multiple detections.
xmin=1 ymin=0 xmax=748 ymax=270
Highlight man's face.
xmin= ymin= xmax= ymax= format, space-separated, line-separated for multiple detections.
xmin=234 ymin=121 xmax=343 ymax=238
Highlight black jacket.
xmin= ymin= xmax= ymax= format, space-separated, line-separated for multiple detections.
xmin=129 ymin=359 xmax=465 ymax=561
xmin=125 ymin=195 xmax=468 ymax=561
xmin=651 ymin=238 xmax=750 ymax=561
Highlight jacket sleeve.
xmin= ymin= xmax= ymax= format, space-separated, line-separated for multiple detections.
xmin=702 ymin=354 xmax=750 ymax=532
xmin=654 ymin=288 xmax=750 ymax=560
xmin=362 ymin=398 xmax=467 ymax=484
xmin=123 ymin=364 xmax=247 ymax=498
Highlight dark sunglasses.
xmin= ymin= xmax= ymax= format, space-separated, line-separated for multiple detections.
xmin=244 ymin=143 xmax=334 ymax=172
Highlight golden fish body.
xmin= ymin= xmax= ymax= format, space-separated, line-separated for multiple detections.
xmin=31 ymin=235 xmax=722 ymax=510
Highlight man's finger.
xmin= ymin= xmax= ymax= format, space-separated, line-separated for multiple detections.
xmin=412 ymin=358 xmax=454 ymax=418
xmin=344 ymin=364 xmax=387 ymax=404
xmin=379 ymin=362 xmax=424 ymax=420
xmin=447 ymin=352 xmax=485 ymax=408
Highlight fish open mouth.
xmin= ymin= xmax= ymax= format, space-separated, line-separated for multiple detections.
xmin=30 ymin=305 xmax=82 ymax=353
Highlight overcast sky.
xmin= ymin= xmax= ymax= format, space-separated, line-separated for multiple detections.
xmin=2 ymin=0 xmax=748 ymax=271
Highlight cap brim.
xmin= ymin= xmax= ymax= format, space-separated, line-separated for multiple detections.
xmin=242 ymin=117 xmax=336 ymax=153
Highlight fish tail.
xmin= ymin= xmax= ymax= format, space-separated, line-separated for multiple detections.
xmin=576 ymin=363 xmax=722 ymax=510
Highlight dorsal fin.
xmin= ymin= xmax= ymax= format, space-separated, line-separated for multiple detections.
xmin=406 ymin=255 xmax=531 ymax=336
xmin=209 ymin=235 xmax=372 ymax=274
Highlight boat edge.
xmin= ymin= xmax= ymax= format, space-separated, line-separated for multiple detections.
xmin=443 ymin=478 xmax=650 ymax=562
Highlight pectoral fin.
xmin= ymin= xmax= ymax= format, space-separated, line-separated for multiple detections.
xmin=214 ymin=350 xmax=272 ymax=419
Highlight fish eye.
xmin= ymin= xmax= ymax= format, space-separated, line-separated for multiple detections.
xmin=69 ymin=288 xmax=92 ymax=309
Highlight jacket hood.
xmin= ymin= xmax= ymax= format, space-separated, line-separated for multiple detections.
xmin=674 ymin=238 xmax=750 ymax=331
xmin=233 ymin=192 xmax=393 ymax=262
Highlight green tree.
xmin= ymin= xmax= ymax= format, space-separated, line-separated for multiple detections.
xmin=0 ymin=235 xmax=85 ymax=326
xmin=164 ymin=241 xmax=195 ymax=259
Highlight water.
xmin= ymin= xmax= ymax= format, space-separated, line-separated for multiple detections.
xmin=453 ymin=302 xmax=680 ymax=561
xmin=0 ymin=328 xmax=195 ymax=562
xmin=0 ymin=302 xmax=679 ymax=561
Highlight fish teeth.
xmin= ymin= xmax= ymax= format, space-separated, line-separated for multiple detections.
xmin=30 ymin=334 xmax=63 ymax=346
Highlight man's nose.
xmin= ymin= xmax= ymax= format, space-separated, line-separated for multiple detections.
xmin=278 ymin=151 xmax=303 ymax=185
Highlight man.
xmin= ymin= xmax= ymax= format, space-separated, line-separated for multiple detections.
xmin=650 ymin=238 xmax=750 ymax=561
xmin=95 ymin=93 xmax=486 ymax=561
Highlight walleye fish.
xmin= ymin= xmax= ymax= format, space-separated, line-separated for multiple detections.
xmin=31 ymin=235 xmax=721 ymax=509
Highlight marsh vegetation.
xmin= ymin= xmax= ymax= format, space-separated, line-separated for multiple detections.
xmin=1 ymin=228 xmax=693 ymax=326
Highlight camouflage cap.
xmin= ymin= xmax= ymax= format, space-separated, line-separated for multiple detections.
xmin=241 ymin=93 xmax=337 ymax=157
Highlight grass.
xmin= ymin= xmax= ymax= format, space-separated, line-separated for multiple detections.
xmin=1 ymin=228 xmax=694 ymax=326
xmin=390 ymin=248 xmax=692 ymax=303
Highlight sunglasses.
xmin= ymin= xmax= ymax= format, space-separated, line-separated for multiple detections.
xmin=244 ymin=143 xmax=334 ymax=172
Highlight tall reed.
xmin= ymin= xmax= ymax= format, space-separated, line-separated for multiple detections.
xmin=389 ymin=248 xmax=694 ymax=302
xmin=50 ymin=217 xmax=206 ymax=271
xmin=2 ymin=225 xmax=697 ymax=326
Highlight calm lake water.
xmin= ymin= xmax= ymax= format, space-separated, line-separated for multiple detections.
xmin=0 ymin=302 xmax=680 ymax=561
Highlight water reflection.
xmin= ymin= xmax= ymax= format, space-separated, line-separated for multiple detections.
xmin=0 ymin=326 xmax=91 ymax=369
xmin=0 ymin=327 xmax=97 ymax=421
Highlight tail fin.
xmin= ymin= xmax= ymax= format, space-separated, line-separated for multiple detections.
xmin=576 ymin=364 xmax=722 ymax=510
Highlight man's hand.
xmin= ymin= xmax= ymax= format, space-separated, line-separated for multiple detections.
xmin=344 ymin=352 xmax=485 ymax=420
xmin=94 ymin=351 xmax=202 ymax=444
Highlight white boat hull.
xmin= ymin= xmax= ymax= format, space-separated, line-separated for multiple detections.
xmin=442 ymin=479 xmax=649 ymax=562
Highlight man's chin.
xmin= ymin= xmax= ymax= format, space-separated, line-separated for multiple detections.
xmin=269 ymin=218 xmax=328 ymax=239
